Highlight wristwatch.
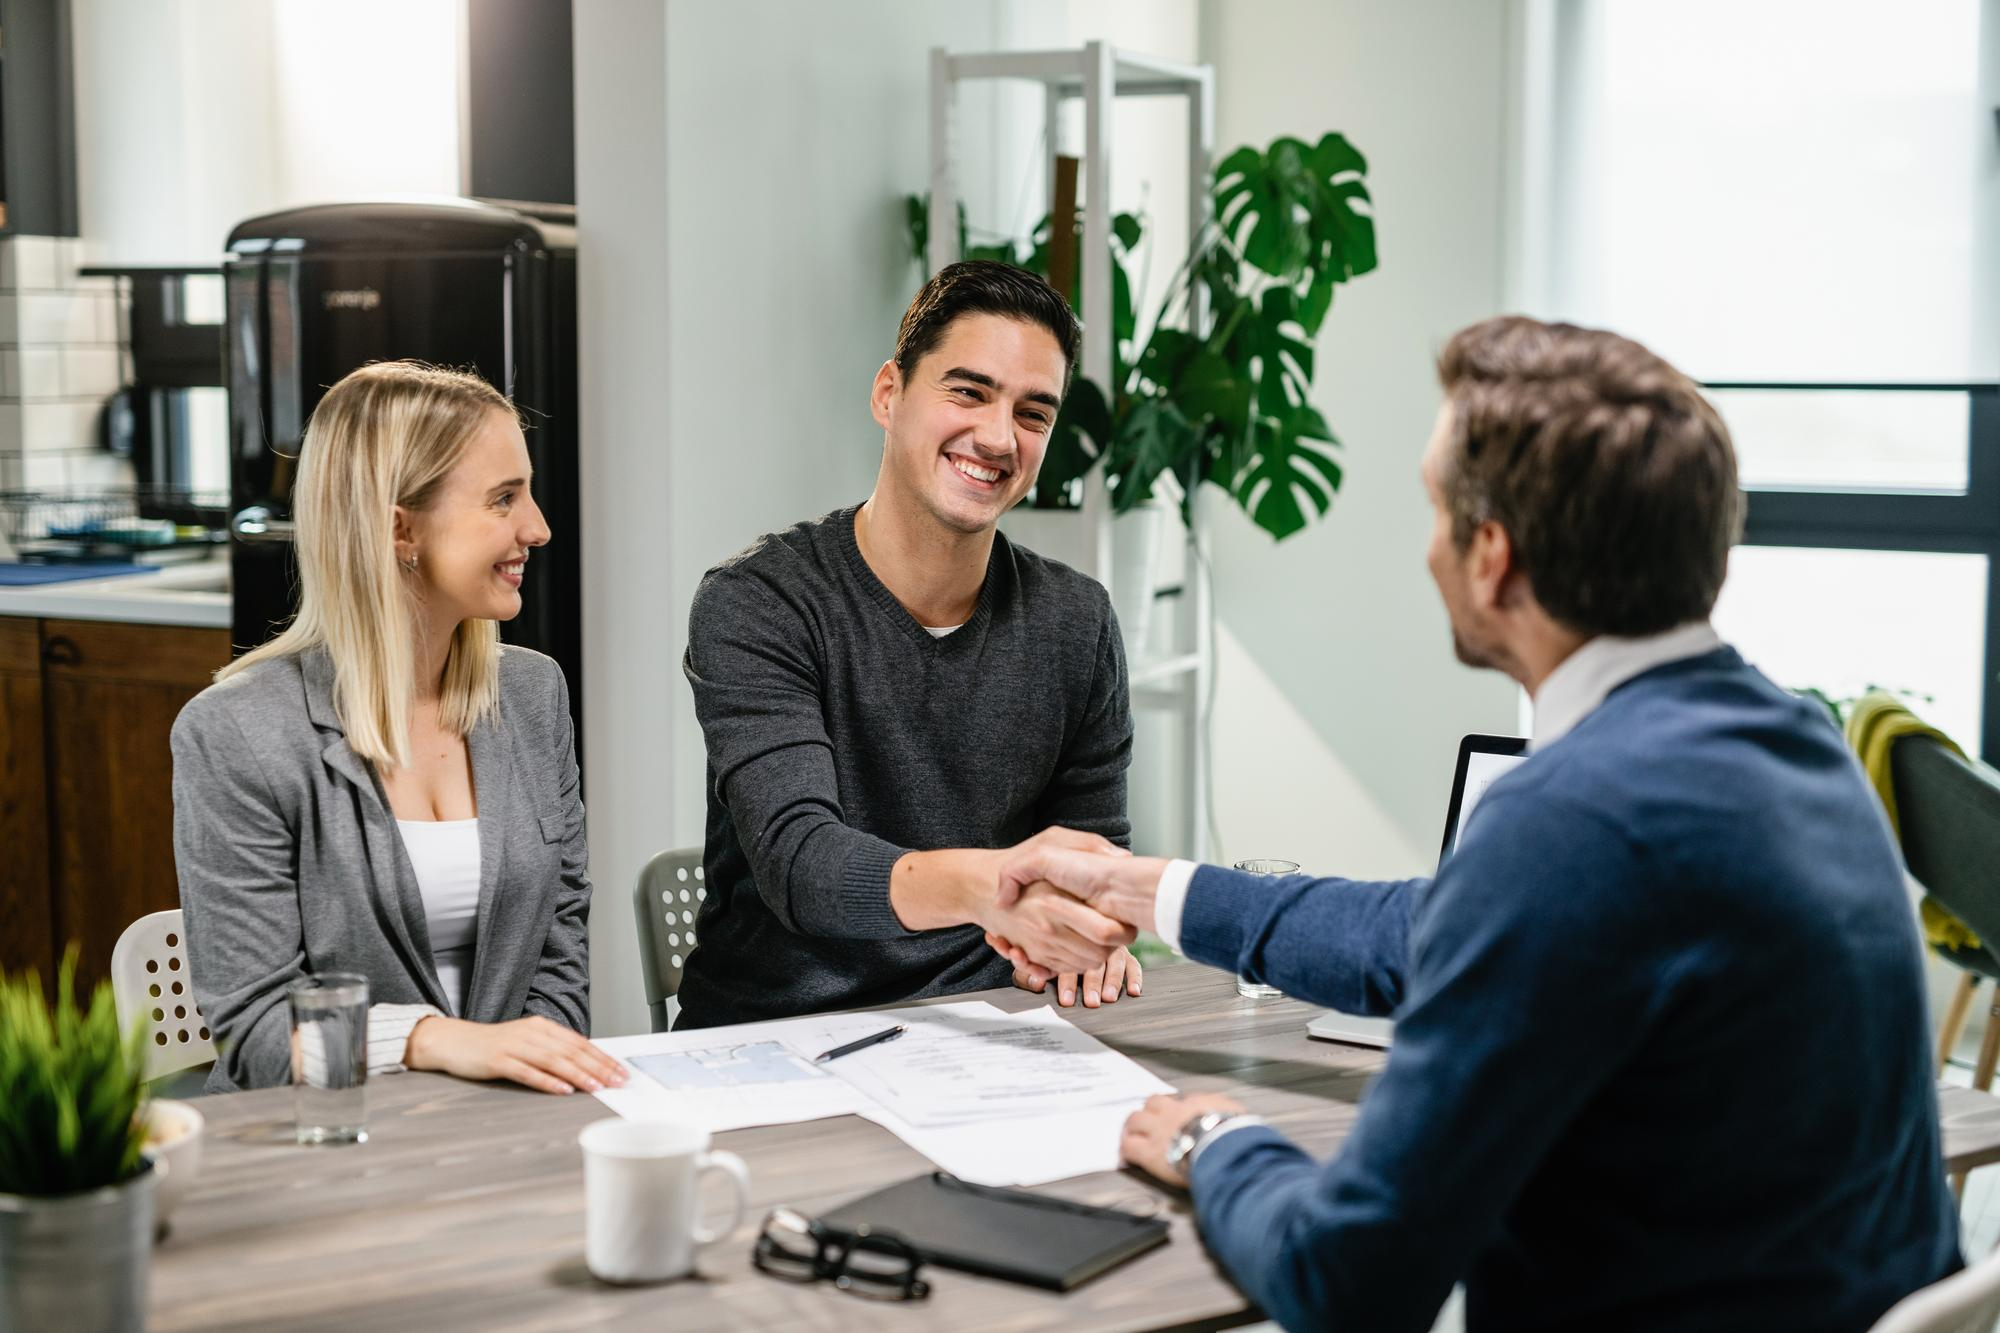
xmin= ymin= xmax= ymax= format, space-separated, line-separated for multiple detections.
xmin=1166 ymin=1110 xmax=1241 ymax=1176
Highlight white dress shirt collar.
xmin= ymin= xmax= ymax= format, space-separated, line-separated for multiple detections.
xmin=1529 ymin=620 xmax=1723 ymax=751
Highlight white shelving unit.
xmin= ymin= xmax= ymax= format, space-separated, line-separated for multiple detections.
xmin=926 ymin=43 xmax=1216 ymax=861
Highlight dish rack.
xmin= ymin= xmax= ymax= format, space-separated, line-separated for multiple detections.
xmin=0 ymin=487 xmax=231 ymax=561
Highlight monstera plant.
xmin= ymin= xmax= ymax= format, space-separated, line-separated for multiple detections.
xmin=907 ymin=131 xmax=1378 ymax=541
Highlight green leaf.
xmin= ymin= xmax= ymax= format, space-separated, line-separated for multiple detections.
xmin=1213 ymin=132 xmax=1378 ymax=294
xmin=1299 ymin=270 xmax=1335 ymax=338
xmin=1222 ymin=286 xmax=1314 ymax=424
xmin=0 ymin=949 xmax=150 ymax=1196
xmin=1106 ymin=398 xmax=1199 ymax=513
xmin=1178 ymin=348 xmax=1249 ymax=427
xmin=1309 ymin=131 xmax=1367 ymax=179
xmin=904 ymin=194 xmax=927 ymax=272
xmin=1228 ymin=402 xmax=1346 ymax=541
xmin=1036 ymin=375 xmax=1112 ymax=506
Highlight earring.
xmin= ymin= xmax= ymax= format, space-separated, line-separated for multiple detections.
xmin=401 ymin=553 xmax=418 ymax=572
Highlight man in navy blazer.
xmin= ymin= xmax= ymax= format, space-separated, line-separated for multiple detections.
xmin=992 ymin=317 xmax=1960 ymax=1332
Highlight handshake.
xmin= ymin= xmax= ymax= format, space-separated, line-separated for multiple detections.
xmin=973 ymin=827 xmax=1171 ymax=1002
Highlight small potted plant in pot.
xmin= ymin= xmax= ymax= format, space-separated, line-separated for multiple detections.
xmin=0 ymin=953 xmax=156 ymax=1333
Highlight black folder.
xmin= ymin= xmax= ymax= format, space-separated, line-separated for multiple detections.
xmin=820 ymin=1172 xmax=1169 ymax=1291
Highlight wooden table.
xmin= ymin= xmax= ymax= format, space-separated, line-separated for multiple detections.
xmin=149 ymin=963 xmax=1383 ymax=1332
xmin=148 ymin=963 xmax=2000 ymax=1331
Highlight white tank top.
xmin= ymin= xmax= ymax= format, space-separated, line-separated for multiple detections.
xmin=395 ymin=818 xmax=481 ymax=1017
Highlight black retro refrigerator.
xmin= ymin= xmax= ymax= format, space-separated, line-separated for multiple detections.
xmin=222 ymin=200 xmax=581 ymax=726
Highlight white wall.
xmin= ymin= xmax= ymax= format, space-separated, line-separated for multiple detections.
xmin=573 ymin=1 xmax=673 ymax=1041
xmin=265 ymin=1 xmax=462 ymax=208
xmin=70 ymin=0 xmax=460 ymax=264
xmin=1197 ymin=0 xmax=1522 ymax=877
xmin=71 ymin=0 xmax=273 ymax=264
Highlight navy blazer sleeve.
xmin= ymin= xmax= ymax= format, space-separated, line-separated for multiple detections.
xmin=1179 ymin=789 xmax=1656 ymax=1333
xmin=1179 ymin=865 xmax=1424 ymax=1017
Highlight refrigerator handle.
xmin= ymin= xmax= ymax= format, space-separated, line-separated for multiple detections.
xmin=230 ymin=505 xmax=296 ymax=545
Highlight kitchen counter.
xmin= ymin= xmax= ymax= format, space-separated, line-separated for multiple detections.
xmin=0 ymin=555 xmax=230 ymax=629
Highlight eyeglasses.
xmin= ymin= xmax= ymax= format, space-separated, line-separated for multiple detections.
xmin=752 ymin=1205 xmax=930 ymax=1301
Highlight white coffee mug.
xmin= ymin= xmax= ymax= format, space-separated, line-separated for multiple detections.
xmin=579 ymin=1118 xmax=750 ymax=1284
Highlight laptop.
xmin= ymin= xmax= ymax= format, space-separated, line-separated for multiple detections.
xmin=1306 ymin=733 xmax=1529 ymax=1049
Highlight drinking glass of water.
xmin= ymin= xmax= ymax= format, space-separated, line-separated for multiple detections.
xmin=288 ymin=973 xmax=369 ymax=1145
xmin=1232 ymin=860 xmax=1300 ymax=999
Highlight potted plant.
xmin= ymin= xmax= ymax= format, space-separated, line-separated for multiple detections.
xmin=907 ymin=130 xmax=1380 ymax=542
xmin=0 ymin=953 xmax=156 ymax=1333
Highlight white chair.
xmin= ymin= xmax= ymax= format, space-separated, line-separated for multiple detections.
xmin=110 ymin=909 xmax=217 ymax=1084
xmin=1870 ymin=1247 xmax=2000 ymax=1333
xmin=633 ymin=847 xmax=705 ymax=1032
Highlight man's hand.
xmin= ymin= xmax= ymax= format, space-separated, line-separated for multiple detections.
xmin=996 ymin=846 xmax=1173 ymax=934
xmin=889 ymin=827 xmax=1133 ymax=965
xmin=405 ymin=1015 xmax=630 ymax=1096
xmin=1005 ymin=943 xmax=1144 ymax=1007
xmin=1121 ymin=1091 xmax=1249 ymax=1189
xmin=975 ymin=880 xmax=1136 ymax=976
xmin=886 ymin=826 xmax=1137 ymax=976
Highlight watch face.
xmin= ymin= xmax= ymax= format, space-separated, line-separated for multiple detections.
xmin=1169 ymin=1112 xmax=1221 ymax=1169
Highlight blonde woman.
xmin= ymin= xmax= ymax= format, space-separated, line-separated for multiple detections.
xmin=172 ymin=362 xmax=624 ymax=1098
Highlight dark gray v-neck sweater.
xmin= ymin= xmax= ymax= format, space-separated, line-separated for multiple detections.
xmin=675 ymin=505 xmax=1131 ymax=1028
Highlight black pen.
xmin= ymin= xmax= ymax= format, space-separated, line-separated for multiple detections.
xmin=813 ymin=1024 xmax=906 ymax=1064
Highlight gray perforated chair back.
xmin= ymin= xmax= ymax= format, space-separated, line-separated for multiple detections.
xmin=634 ymin=847 xmax=705 ymax=1031
xmin=1892 ymin=737 xmax=2000 ymax=960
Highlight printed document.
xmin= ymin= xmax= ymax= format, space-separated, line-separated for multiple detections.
xmin=828 ymin=1005 xmax=1169 ymax=1127
xmin=590 ymin=1002 xmax=1174 ymax=1184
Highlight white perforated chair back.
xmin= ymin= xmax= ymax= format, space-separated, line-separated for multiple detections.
xmin=634 ymin=848 xmax=705 ymax=1031
xmin=1871 ymin=1246 xmax=2000 ymax=1333
xmin=109 ymin=909 xmax=216 ymax=1082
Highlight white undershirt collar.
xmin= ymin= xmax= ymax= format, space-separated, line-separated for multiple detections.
xmin=1529 ymin=620 xmax=1723 ymax=752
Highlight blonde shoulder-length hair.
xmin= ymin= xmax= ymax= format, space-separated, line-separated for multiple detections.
xmin=218 ymin=361 xmax=518 ymax=770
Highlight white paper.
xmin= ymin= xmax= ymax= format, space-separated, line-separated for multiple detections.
xmin=589 ymin=1003 xmax=1176 ymax=1186
xmin=859 ymin=1101 xmax=1147 ymax=1187
xmin=589 ymin=1002 xmax=1003 ymax=1132
xmin=591 ymin=1013 xmax=876 ymax=1131
xmin=827 ymin=1005 xmax=1173 ymax=1128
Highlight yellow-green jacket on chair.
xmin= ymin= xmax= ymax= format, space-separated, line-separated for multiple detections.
xmin=1845 ymin=690 xmax=1981 ymax=952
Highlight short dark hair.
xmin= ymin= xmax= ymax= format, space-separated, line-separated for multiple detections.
xmin=1436 ymin=316 xmax=1743 ymax=638
xmin=892 ymin=260 xmax=1082 ymax=391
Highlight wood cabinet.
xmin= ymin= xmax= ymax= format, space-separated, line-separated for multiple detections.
xmin=0 ymin=618 xmax=52 ymax=989
xmin=0 ymin=616 xmax=228 ymax=992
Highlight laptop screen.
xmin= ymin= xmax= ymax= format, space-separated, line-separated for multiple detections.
xmin=1308 ymin=732 xmax=1530 ymax=1048
xmin=1439 ymin=735 xmax=1528 ymax=865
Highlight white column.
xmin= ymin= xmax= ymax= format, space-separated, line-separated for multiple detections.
xmin=572 ymin=0 xmax=672 ymax=1038
xmin=1078 ymin=40 xmax=1115 ymax=587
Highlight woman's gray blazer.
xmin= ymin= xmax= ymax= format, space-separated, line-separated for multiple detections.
xmin=171 ymin=644 xmax=590 ymax=1092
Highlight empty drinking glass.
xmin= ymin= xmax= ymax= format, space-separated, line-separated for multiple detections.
xmin=289 ymin=973 xmax=369 ymax=1145
xmin=1232 ymin=860 xmax=1300 ymax=999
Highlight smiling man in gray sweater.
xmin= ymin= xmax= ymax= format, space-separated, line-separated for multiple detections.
xmin=675 ymin=261 xmax=1140 ymax=1029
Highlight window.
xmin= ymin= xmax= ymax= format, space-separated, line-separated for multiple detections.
xmin=1528 ymin=0 xmax=1999 ymax=758
xmin=1710 ymin=389 xmax=1969 ymax=494
xmin=1543 ymin=0 xmax=1983 ymax=383
xmin=1711 ymin=545 xmax=1988 ymax=747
